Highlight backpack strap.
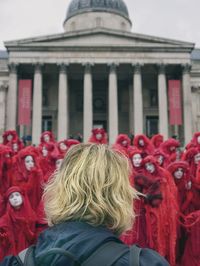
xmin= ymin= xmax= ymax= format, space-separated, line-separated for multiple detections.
xmin=129 ymin=245 xmax=142 ymax=266
xmin=16 ymin=245 xmax=36 ymax=266
xmin=38 ymin=248 xmax=81 ymax=265
xmin=82 ymin=241 xmax=128 ymax=266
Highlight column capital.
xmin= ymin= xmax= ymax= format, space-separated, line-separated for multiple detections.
xmin=83 ymin=62 xmax=93 ymax=73
xmin=33 ymin=63 xmax=43 ymax=73
xmin=8 ymin=63 xmax=18 ymax=73
xmin=58 ymin=63 xmax=68 ymax=73
xmin=132 ymin=63 xmax=143 ymax=74
xmin=157 ymin=63 xmax=166 ymax=74
xmin=0 ymin=83 xmax=8 ymax=92
xmin=108 ymin=62 xmax=118 ymax=72
xmin=182 ymin=64 xmax=191 ymax=74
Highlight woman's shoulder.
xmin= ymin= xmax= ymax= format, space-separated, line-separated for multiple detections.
xmin=116 ymin=247 xmax=170 ymax=266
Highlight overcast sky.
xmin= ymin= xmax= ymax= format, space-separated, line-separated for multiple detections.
xmin=0 ymin=0 xmax=200 ymax=50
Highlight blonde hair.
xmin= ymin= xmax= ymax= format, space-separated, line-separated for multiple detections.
xmin=43 ymin=143 xmax=138 ymax=235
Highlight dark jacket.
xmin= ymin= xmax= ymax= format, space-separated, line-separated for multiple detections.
xmin=0 ymin=221 xmax=169 ymax=266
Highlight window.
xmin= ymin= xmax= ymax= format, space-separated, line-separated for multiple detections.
xmin=42 ymin=116 xmax=52 ymax=132
xmin=146 ymin=116 xmax=158 ymax=137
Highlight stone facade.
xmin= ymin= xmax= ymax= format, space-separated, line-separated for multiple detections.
xmin=0 ymin=0 xmax=200 ymax=145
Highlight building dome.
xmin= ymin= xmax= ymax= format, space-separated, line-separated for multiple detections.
xmin=65 ymin=0 xmax=130 ymax=21
xmin=63 ymin=0 xmax=132 ymax=32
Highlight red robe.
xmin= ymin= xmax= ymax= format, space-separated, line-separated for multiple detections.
xmin=181 ymin=210 xmax=200 ymax=266
xmin=11 ymin=147 xmax=43 ymax=211
xmin=88 ymin=128 xmax=108 ymax=144
xmin=0 ymin=186 xmax=37 ymax=260
xmin=134 ymin=134 xmax=154 ymax=158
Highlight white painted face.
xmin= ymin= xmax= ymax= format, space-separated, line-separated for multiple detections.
xmin=197 ymin=136 xmax=200 ymax=144
xmin=13 ymin=143 xmax=18 ymax=152
xmin=43 ymin=134 xmax=50 ymax=143
xmin=7 ymin=134 xmax=13 ymax=141
xmin=9 ymin=192 xmax=23 ymax=208
xmin=145 ymin=162 xmax=155 ymax=173
xmin=55 ymin=159 xmax=63 ymax=170
xmin=121 ymin=140 xmax=128 ymax=147
xmin=132 ymin=153 xmax=142 ymax=168
xmin=96 ymin=133 xmax=102 ymax=140
xmin=42 ymin=146 xmax=48 ymax=157
xmin=59 ymin=142 xmax=67 ymax=151
xmin=194 ymin=153 xmax=200 ymax=164
xmin=157 ymin=155 xmax=164 ymax=166
xmin=138 ymin=139 xmax=144 ymax=146
xmin=174 ymin=168 xmax=184 ymax=179
xmin=24 ymin=155 xmax=35 ymax=171
xmin=170 ymin=146 xmax=176 ymax=152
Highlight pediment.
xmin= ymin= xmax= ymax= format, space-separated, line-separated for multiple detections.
xmin=5 ymin=28 xmax=194 ymax=52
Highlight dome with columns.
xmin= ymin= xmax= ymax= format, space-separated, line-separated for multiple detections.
xmin=65 ymin=0 xmax=129 ymax=21
xmin=63 ymin=0 xmax=132 ymax=32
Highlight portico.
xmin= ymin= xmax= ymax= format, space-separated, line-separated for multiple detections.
xmin=5 ymin=56 xmax=192 ymax=144
xmin=2 ymin=0 xmax=195 ymax=145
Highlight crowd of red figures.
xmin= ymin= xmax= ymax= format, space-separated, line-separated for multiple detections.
xmin=0 ymin=128 xmax=200 ymax=266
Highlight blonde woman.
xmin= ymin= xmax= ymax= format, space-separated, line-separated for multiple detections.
xmin=1 ymin=144 xmax=169 ymax=265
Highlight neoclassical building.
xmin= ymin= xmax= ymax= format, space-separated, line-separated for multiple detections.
xmin=0 ymin=0 xmax=200 ymax=145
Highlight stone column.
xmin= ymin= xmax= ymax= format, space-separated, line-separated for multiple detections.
xmin=58 ymin=63 xmax=69 ymax=141
xmin=133 ymin=63 xmax=143 ymax=134
xmin=108 ymin=63 xmax=118 ymax=144
xmin=182 ymin=64 xmax=193 ymax=144
xmin=0 ymin=84 xmax=7 ymax=141
xmin=158 ymin=64 xmax=168 ymax=139
xmin=6 ymin=63 xmax=18 ymax=130
xmin=32 ymin=63 xmax=42 ymax=145
xmin=83 ymin=63 xmax=93 ymax=142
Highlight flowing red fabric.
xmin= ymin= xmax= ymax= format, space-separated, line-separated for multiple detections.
xmin=35 ymin=199 xmax=48 ymax=237
xmin=0 ymin=186 xmax=37 ymax=259
xmin=0 ymin=144 xmax=13 ymax=194
xmin=141 ymin=156 xmax=178 ymax=266
xmin=120 ymin=148 xmax=147 ymax=246
xmin=11 ymin=147 xmax=43 ymax=211
xmin=181 ymin=210 xmax=200 ymax=266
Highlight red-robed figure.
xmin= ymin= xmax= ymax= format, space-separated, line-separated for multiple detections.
xmin=88 ymin=128 xmax=108 ymax=144
xmin=141 ymin=156 xmax=178 ymax=266
xmin=11 ymin=146 xmax=43 ymax=211
xmin=112 ymin=134 xmax=131 ymax=157
xmin=0 ymin=186 xmax=37 ymax=260
xmin=133 ymin=134 xmax=154 ymax=158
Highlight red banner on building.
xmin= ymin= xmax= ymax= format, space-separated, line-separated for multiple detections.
xmin=18 ymin=80 xmax=32 ymax=125
xmin=168 ymin=80 xmax=182 ymax=125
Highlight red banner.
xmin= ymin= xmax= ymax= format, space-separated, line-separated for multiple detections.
xmin=168 ymin=80 xmax=182 ymax=125
xmin=18 ymin=80 xmax=32 ymax=125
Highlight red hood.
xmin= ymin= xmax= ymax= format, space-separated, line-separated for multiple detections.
xmin=115 ymin=134 xmax=130 ymax=147
xmin=151 ymin=134 xmax=164 ymax=148
xmin=160 ymin=138 xmax=180 ymax=155
xmin=40 ymin=131 xmax=55 ymax=144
